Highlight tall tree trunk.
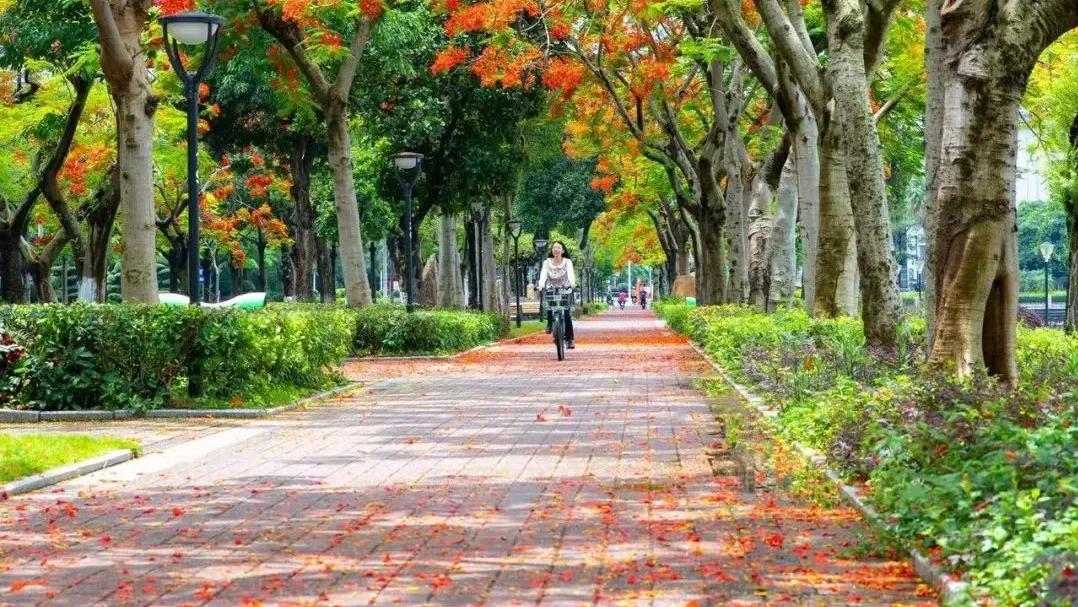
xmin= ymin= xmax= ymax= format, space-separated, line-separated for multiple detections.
xmin=747 ymin=174 xmax=774 ymax=309
xmin=696 ymin=204 xmax=727 ymax=305
xmin=923 ymin=0 xmax=944 ymax=343
xmin=1065 ymin=115 xmax=1078 ymax=333
xmin=0 ymin=236 xmax=25 ymax=304
xmin=794 ymin=104 xmax=821 ymax=309
xmin=257 ymin=232 xmax=267 ymax=292
xmin=825 ymin=0 xmax=901 ymax=348
xmin=91 ymin=0 xmax=158 ymax=303
xmin=928 ymin=0 xmax=1078 ymax=382
xmin=769 ymin=156 xmax=799 ymax=307
xmin=289 ymin=136 xmax=316 ymax=301
xmin=326 ymin=107 xmax=372 ymax=307
xmin=464 ymin=219 xmax=477 ymax=308
xmin=79 ymin=171 xmax=119 ymax=302
xmin=280 ymin=243 xmax=295 ymax=300
xmin=437 ymin=210 xmax=463 ymax=308
xmin=316 ymin=238 xmax=335 ymax=303
xmin=481 ymin=209 xmax=498 ymax=312
xmin=725 ymin=163 xmax=748 ymax=305
xmin=814 ymin=127 xmax=859 ymax=316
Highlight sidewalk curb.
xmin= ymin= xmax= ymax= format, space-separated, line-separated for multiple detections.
xmin=686 ymin=339 xmax=970 ymax=605
xmin=0 ymin=382 xmax=363 ymax=424
xmin=1 ymin=449 xmax=136 ymax=499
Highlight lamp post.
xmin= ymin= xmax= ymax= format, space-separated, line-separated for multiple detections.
xmin=534 ymin=238 xmax=547 ymax=317
xmin=472 ymin=201 xmax=484 ymax=310
xmin=161 ymin=11 xmax=225 ymax=307
xmin=392 ymin=152 xmax=424 ymax=312
xmin=1041 ymin=241 xmax=1055 ymax=325
xmin=508 ymin=219 xmax=523 ymax=327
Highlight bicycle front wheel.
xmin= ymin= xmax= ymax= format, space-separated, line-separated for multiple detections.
xmin=554 ymin=320 xmax=565 ymax=361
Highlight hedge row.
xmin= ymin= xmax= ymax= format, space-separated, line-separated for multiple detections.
xmin=0 ymin=303 xmax=505 ymax=411
xmin=353 ymin=305 xmax=504 ymax=356
xmin=654 ymin=301 xmax=1077 ymax=606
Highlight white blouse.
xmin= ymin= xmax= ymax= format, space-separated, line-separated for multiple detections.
xmin=537 ymin=258 xmax=576 ymax=290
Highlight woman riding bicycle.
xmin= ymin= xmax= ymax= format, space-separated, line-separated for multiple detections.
xmin=537 ymin=241 xmax=576 ymax=349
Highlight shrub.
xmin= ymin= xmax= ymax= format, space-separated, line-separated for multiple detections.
xmin=656 ymin=302 xmax=1078 ymax=605
xmin=0 ymin=304 xmax=353 ymax=411
xmin=353 ymin=304 xmax=503 ymax=355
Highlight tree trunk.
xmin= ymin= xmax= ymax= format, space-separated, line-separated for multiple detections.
xmin=27 ymin=259 xmax=54 ymax=303
xmin=928 ymin=58 xmax=1022 ymax=379
xmin=257 ymin=232 xmax=267 ymax=292
xmin=928 ymin=0 xmax=1078 ymax=382
xmin=923 ymin=0 xmax=944 ymax=343
xmin=747 ymin=173 xmax=774 ymax=309
xmin=91 ymin=0 xmax=159 ymax=303
xmin=0 ymin=237 xmax=25 ymax=304
xmin=289 ymin=135 xmax=316 ymax=301
xmin=814 ymin=127 xmax=859 ymax=317
xmin=480 ymin=209 xmax=498 ymax=311
xmin=696 ymin=204 xmax=727 ymax=305
xmin=769 ymin=156 xmax=799 ymax=307
xmin=1065 ymin=115 xmax=1078 ymax=333
xmin=316 ymin=238 xmax=335 ymax=303
xmin=326 ymin=107 xmax=372 ymax=307
xmin=724 ymin=162 xmax=748 ymax=304
xmin=437 ymin=211 xmax=463 ymax=308
xmin=826 ymin=0 xmax=901 ymax=348
xmin=280 ymin=243 xmax=295 ymax=300
xmin=78 ymin=172 xmax=119 ymax=302
xmin=794 ymin=105 xmax=821 ymax=309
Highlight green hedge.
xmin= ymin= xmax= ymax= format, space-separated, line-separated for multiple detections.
xmin=0 ymin=304 xmax=353 ymax=411
xmin=0 ymin=303 xmax=504 ymax=411
xmin=353 ymin=304 xmax=504 ymax=355
xmin=656 ymin=304 xmax=1077 ymax=606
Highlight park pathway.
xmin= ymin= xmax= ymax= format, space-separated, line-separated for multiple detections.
xmin=0 ymin=308 xmax=935 ymax=606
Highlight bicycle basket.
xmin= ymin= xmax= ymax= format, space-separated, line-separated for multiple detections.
xmin=544 ymin=289 xmax=573 ymax=311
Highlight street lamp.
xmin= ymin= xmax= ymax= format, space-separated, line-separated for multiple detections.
xmin=472 ymin=201 xmax=484 ymax=310
xmin=507 ymin=219 xmax=523 ymax=327
xmin=161 ymin=11 xmax=225 ymax=307
xmin=533 ymin=238 xmax=547 ymax=316
xmin=392 ymin=152 xmax=424 ymax=312
xmin=1041 ymin=241 xmax=1055 ymax=325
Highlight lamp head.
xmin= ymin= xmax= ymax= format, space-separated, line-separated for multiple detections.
xmin=161 ymin=12 xmax=225 ymax=83
xmin=161 ymin=11 xmax=224 ymax=44
xmin=507 ymin=219 xmax=523 ymax=239
xmin=391 ymin=152 xmax=424 ymax=171
xmin=534 ymin=238 xmax=547 ymax=254
xmin=1041 ymin=241 xmax=1055 ymax=262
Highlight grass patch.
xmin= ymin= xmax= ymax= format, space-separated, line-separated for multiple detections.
xmin=168 ymin=377 xmax=344 ymax=410
xmin=508 ymin=320 xmax=545 ymax=339
xmin=0 ymin=434 xmax=140 ymax=483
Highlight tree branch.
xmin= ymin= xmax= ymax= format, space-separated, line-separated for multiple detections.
xmin=89 ymin=0 xmax=134 ymax=83
xmin=754 ymin=0 xmax=828 ymax=113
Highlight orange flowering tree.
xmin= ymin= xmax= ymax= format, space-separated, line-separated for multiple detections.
xmin=434 ymin=0 xmax=768 ymax=305
xmin=202 ymin=0 xmax=384 ymax=306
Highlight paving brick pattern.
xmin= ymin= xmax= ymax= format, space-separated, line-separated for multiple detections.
xmin=0 ymin=309 xmax=935 ymax=606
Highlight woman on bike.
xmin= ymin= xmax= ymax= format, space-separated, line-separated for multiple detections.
xmin=537 ymin=241 xmax=576 ymax=349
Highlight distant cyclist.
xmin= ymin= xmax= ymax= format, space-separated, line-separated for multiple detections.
xmin=617 ymin=291 xmax=627 ymax=309
xmin=537 ymin=241 xmax=576 ymax=349
xmin=640 ymin=287 xmax=648 ymax=309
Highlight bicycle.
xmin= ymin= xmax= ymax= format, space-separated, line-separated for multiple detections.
xmin=544 ymin=287 xmax=574 ymax=361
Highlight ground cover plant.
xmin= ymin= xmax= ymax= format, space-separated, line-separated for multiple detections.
xmin=655 ymin=301 xmax=1078 ymax=606
xmin=0 ymin=434 xmax=139 ymax=483
xmin=0 ymin=303 xmax=504 ymax=411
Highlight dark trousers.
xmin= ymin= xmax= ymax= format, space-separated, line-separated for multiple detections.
xmin=546 ymin=309 xmax=574 ymax=341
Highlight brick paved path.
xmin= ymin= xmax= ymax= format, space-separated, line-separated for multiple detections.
xmin=0 ymin=309 xmax=935 ymax=606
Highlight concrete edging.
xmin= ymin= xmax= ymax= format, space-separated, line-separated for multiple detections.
xmin=1 ymin=449 xmax=136 ymax=498
xmin=685 ymin=339 xmax=970 ymax=604
xmin=0 ymin=382 xmax=363 ymax=424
